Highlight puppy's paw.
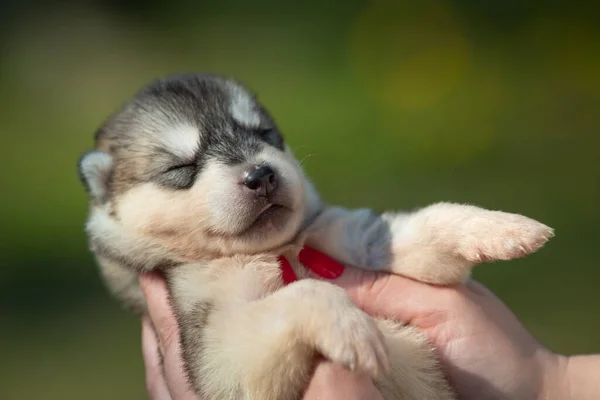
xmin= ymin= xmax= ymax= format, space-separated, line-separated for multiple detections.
xmin=315 ymin=307 xmax=389 ymax=377
xmin=455 ymin=210 xmax=554 ymax=263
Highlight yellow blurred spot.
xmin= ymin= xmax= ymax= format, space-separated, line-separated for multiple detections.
xmin=347 ymin=0 xmax=497 ymax=167
xmin=349 ymin=0 xmax=470 ymax=111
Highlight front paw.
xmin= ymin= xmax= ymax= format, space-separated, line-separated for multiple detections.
xmin=455 ymin=209 xmax=554 ymax=263
xmin=314 ymin=305 xmax=389 ymax=377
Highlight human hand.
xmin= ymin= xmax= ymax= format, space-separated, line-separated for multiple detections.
xmin=330 ymin=267 xmax=562 ymax=400
xmin=140 ymin=272 xmax=199 ymax=400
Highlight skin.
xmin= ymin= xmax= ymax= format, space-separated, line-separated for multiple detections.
xmin=139 ymin=268 xmax=598 ymax=400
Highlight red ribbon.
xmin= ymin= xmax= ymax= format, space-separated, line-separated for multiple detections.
xmin=278 ymin=246 xmax=345 ymax=285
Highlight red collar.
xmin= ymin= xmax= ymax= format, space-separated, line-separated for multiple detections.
xmin=277 ymin=246 xmax=345 ymax=285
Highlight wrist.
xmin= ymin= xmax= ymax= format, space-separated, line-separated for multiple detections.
xmin=540 ymin=352 xmax=600 ymax=400
xmin=538 ymin=350 xmax=569 ymax=400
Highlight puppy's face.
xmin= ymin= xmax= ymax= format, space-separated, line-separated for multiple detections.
xmin=79 ymin=74 xmax=320 ymax=264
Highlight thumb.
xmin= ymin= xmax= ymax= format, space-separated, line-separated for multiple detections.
xmin=139 ymin=272 xmax=181 ymax=354
xmin=139 ymin=272 xmax=201 ymax=400
xmin=328 ymin=266 xmax=461 ymax=327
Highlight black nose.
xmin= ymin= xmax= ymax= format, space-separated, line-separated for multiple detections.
xmin=243 ymin=165 xmax=277 ymax=195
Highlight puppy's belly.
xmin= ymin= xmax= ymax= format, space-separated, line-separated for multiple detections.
xmin=375 ymin=319 xmax=456 ymax=400
xmin=199 ymin=318 xmax=455 ymax=400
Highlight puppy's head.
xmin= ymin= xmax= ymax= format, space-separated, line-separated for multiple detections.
xmin=79 ymin=74 xmax=321 ymax=268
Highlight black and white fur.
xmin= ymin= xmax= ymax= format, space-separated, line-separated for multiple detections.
xmin=78 ymin=73 xmax=554 ymax=400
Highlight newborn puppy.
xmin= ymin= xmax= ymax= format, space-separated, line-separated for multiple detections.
xmin=78 ymin=73 xmax=554 ymax=400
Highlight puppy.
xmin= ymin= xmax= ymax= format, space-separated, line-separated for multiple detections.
xmin=78 ymin=73 xmax=554 ymax=400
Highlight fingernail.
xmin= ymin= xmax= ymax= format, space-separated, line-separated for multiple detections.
xmin=299 ymin=246 xmax=345 ymax=279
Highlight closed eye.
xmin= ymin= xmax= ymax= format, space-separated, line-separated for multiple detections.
xmin=257 ymin=128 xmax=273 ymax=136
xmin=256 ymin=128 xmax=284 ymax=150
xmin=164 ymin=163 xmax=195 ymax=173
xmin=161 ymin=163 xmax=197 ymax=189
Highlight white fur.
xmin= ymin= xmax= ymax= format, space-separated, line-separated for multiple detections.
xmin=80 ymin=151 xmax=113 ymax=201
xmin=228 ymin=84 xmax=260 ymax=127
xmin=86 ymin=208 xmax=175 ymax=270
xmin=159 ymin=124 xmax=200 ymax=159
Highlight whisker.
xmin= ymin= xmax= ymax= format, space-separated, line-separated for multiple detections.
xmin=297 ymin=153 xmax=316 ymax=167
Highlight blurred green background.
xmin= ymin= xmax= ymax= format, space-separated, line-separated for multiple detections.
xmin=1 ymin=0 xmax=599 ymax=398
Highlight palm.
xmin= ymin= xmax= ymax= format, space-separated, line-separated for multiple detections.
xmin=352 ymin=275 xmax=548 ymax=400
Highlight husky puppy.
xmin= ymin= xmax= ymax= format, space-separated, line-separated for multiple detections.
xmin=78 ymin=73 xmax=553 ymax=400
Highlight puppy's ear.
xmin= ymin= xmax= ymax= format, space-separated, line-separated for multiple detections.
xmin=78 ymin=151 xmax=113 ymax=203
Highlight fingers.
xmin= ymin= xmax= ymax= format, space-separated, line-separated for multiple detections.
xmin=329 ymin=266 xmax=464 ymax=326
xmin=139 ymin=272 xmax=200 ymax=400
xmin=299 ymin=246 xmax=465 ymax=326
xmin=142 ymin=317 xmax=173 ymax=400
xmin=303 ymin=359 xmax=383 ymax=400
xmin=140 ymin=272 xmax=180 ymax=353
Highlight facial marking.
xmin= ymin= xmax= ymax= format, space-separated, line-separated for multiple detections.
xmin=159 ymin=124 xmax=200 ymax=159
xmin=228 ymin=84 xmax=260 ymax=128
